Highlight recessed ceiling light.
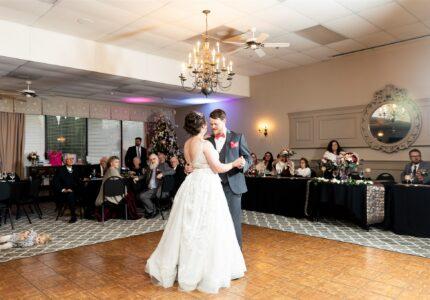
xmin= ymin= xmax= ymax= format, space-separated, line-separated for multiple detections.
xmin=77 ymin=17 xmax=94 ymax=25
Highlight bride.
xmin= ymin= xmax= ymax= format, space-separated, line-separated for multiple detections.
xmin=145 ymin=111 xmax=246 ymax=294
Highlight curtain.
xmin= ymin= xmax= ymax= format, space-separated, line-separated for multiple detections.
xmin=0 ymin=112 xmax=24 ymax=178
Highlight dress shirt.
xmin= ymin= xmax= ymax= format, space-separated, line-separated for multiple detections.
xmin=215 ymin=129 xmax=227 ymax=153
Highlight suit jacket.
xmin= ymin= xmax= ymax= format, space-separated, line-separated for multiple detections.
xmin=173 ymin=165 xmax=186 ymax=195
xmin=141 ymin=162 xmax=175 ymax=188
xmin=401 ymin=161 xmax=430 ymax=184
xmin=53 ymin=165 xmax=80 ymax=194
xmin=125 ymin=146 xmax=147 ymax=169
xmin=208 ymin=130 xmax=252 ymax=194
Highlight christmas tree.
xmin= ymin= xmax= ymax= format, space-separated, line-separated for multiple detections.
xmin=150 ymin=114 xmax=181 ymax=158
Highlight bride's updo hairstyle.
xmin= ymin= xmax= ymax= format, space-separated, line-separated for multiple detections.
xmin=184 ymin=111 xmax=206 ymax=135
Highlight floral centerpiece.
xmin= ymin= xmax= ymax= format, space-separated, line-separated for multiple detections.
xmin=27 ymin=151 xmax=39 ymax=166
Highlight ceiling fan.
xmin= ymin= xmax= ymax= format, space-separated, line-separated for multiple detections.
xmin=19 ymin=81 xmax=38 ymax=98
xmin=222 ymin=28 xmax=290 ymax=57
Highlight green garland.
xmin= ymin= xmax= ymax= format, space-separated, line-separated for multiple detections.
xmin=311 ymin=177 xmax=373 ymax=186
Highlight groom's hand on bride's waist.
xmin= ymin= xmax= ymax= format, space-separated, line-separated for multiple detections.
xmin=185 ymin=163 xmax=194 ymax=174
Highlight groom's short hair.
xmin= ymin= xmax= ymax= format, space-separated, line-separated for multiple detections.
xmin=210 ymin=109 xmax=226 ymax=120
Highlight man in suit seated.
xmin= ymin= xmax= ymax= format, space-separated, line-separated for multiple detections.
xmin=138 ymin=153 xmax=175 ymax=219
xmin=130 ymin=157 xmax=144 ymax=176
xmin=401 ymin=149 xmax=430 ymax=184
xmin=170 ymin=156 xmax=185 ymax=197
xmin=53 ymin=154 xmax=81 ymax=223
xmin=125 ymin=137 xmax=147 ymax=170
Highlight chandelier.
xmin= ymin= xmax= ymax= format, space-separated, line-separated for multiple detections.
xmin=179 ymin=10 xmax=234 ymax=97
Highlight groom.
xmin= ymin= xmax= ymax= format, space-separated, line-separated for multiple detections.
xmin=207 ymin=109 xmax=252 ymax=248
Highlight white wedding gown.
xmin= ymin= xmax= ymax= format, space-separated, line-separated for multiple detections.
xmin=145 ymin=140 xmax=246 ymax=294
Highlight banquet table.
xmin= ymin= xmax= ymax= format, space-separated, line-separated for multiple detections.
xmin=305 ymin=181 xmax=385 ymax=228
xmin=242 ymin=176 xmax=310 ymax=218
xmin=387 ymin=184 xmax=430 ymax=237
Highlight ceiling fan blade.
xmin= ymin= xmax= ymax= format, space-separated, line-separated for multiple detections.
xmin=255 ymin=33 xmax=269 ymax=44
xmin=263 ymin=42 xmax=290 ymax=48
xmin=222 ymin=41 xmax=245 ymax=46
xmin=255 ymin=48 xmax=266 ymax=57
xmin=226 ymin=47 xmax=244 ymax=56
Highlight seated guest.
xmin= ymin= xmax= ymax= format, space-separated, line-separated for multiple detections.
xmin=95 ymin=156 xmax=140 ymax=220
xmin=170 ymin=155 xmax=185 ymax=196
xmin=130 ymin=157 xmax=144 ymax=176
xmin=401 ymin=149 xmax=430 ymax=184
xmin=97 ymin=156 xmax=107 ymax=178
xmin=246 ymin=153 xmax=259 ymax=175
xmin=275 ymin=154 xmax=294 ymax=177
xmin=53 ymin=154 xmax=80 ymax=223
xmin=256 ymin=152 xmax=275 ymax=175
xmin=296 ymin=158 xmax=312 ymax=177
xmin=138 ymin=153 xmax=175 ymax=219
xmin=323 ymin=140 xmax=343 ymax=163
xmin=158 ymin=151 xmax=167 ymax=164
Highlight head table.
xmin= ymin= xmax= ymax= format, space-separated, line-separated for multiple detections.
xmin=243 ymin=176 xmax=430 ymax=237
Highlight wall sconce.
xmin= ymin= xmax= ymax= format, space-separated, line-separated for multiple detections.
xmin=258 ymin=125 xmax=268 ymax=137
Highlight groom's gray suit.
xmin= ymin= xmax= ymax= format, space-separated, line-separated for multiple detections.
xmin=208 ymin=130 xmax=252 ymax=248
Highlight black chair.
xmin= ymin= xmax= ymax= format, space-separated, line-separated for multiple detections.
xmin=154 ymin=175 xmax=175 ymax=220
xmin=310 ymin=169 xmax=317 ymax=178
xmin=376 ymin=172 xmax=395 ymax=182
xmin=102 ymin=176 xmax=127 ymax=224
xmin=0 ymin=182 xmax=14 ymax=229
xmin=15 ymin=179 xmax=43 ymax=223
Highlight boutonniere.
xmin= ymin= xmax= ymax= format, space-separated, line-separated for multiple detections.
xmin=230 ymin=141 xmax=239 ymax=148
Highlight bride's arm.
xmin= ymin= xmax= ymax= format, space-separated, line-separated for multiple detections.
xmin=203 ymin=142 xmax=241 ymax=174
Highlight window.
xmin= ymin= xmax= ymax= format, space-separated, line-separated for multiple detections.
xmin=122 ymin=120 xmax=145 ymax=163
xmin=87 ymin=119 xmax=121 ymax=164
xmin=45 ymin=116 xmax=87 ymax=161
xmin=24 ymin=115 xmax=45 ymax=165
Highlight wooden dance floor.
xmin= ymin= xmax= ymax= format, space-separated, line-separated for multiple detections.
xmin=1 ymin=225 xmax=430 ymax=299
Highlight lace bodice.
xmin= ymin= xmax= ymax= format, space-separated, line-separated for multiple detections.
xmin=192 ymin=140 xmax=218 ymax=169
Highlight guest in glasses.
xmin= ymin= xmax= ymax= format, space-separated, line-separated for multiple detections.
xmin=401 ymin=149 xmax=430 ymax=184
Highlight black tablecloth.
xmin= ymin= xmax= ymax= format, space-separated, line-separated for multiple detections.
xmin=388 ymin=184 xmax=430 ymax=237
xmin=307 ymin=182 xmax=368 ymax=227
xmin=242 ymin=176 xmax=310 ymax=218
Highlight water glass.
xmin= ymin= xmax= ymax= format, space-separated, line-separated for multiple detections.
xmin=359 ymin=170 xmax=364 ymax=180
xmin=9 ymin=173 xmax=15 ymax=182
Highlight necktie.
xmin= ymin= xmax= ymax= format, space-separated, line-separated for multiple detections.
xmin=412 ymin=165 xmax=417 ymax=176
xmin=137 ymin=147 xmax=140 ymax=158
xmin=215 ymin=133 xmax=225 ymax=140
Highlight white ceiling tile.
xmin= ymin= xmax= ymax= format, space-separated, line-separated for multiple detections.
xmin=326 ymin=38 xmax=364 ymax=52
xmin=252 ymin=4 xmax=318 ymax=32
xmin=257 ymin=57 xmax=299 ymax=69
xmin=219 ymin=0 xmax=280 ymax=14
xmin=145 ymin=2 xmax=194 ymax=23
xmin=225 ymin=17 xmax=285 ymax=39
xmin=335 ymin=0 xmax=392 ymax=13
xmin=359 ymin=2 xmax=418 ymax=30
xmin=283 ymin=0 xmax=353 ymax=23
xmin=0 ymin=0 xmax=53 ymax=25
xmin=148 ymin=24 xmax=197 ymax=41
xmin=396 ymin=0 xmax=430 ymax=22
xmin=354 ymin=31 xmax=396 ymax=47
xmin=282 ymin=52 xmax=319 ymax=65
xmin=96 ymin=0 xmax=169 ymax=16
xmin=386 ymin=22 xmax=430 ymax=40
xmin=272 ymin=33 xmax=320 ymax=51
xmin=302 ymin=46 xmax=339 ymax=59
xmin=324 ymin=14 xmax=381 ymax=38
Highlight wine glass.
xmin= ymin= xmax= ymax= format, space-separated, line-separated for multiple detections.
xmin=276 ymin=165 xmax=283 ymax=178
xmin=359 ymin=170 xmax=364 ymax=180
xmin=9 ymin=173 xmax=15 ymax=182
xmin=91 ymin=169 xmax=96 ymax=179
xmin=404 ymin=174 xmax=412 ymax=184
xmin=333 ymin=169 xmax=339 ymax=179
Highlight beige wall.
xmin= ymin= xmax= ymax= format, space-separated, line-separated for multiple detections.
xmin=176 ymin=38 xmax=430 ymax=168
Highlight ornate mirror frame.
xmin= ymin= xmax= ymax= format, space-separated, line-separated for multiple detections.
xmin=361 ymin=85 xmax=422 ymax=153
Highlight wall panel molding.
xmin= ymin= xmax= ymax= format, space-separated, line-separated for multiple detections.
xmin=289 ymin=99 xmax=430 ymax=149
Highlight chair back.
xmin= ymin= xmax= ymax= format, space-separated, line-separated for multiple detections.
xmin=376 ymin=172 xmax=395 ymax=182
xmin=103 ymin=176 xmax=125 ymax=200
xmin=29 ymin=178 xmax=41 ymax=198
xmin=310 ymin=169 xmax=317 ymax=178
xmin=157 ymin=175 xmax=175 ymax=200
xmin=0 ymin=182 xmax=11 ymax=202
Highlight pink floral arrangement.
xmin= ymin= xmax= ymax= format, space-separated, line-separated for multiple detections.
xmin=48 ymin=150 xmax=63 ymax=166
xmin=338 ymin=151 xmax=360 ymax=169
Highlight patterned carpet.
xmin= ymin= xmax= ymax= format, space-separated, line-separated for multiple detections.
xmin=1 ymin=204 xmax=430 ymax=263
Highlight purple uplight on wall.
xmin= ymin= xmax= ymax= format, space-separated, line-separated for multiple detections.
xmin=122 ymin=97 xmax=154 ymax=104
xmin=181 ymin=97 xmax=236 ymax=105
